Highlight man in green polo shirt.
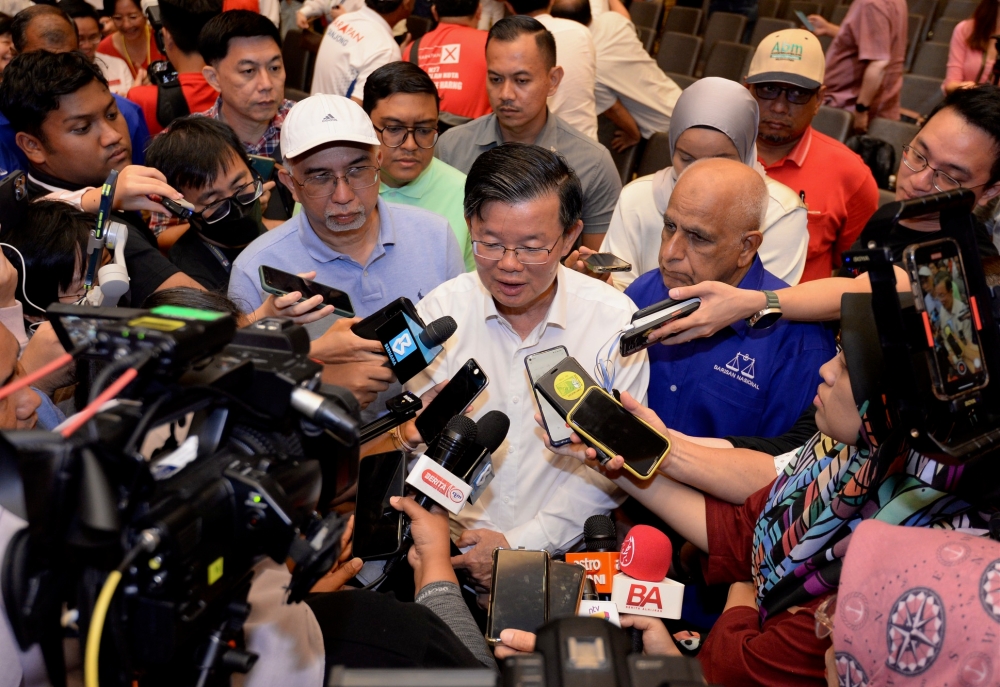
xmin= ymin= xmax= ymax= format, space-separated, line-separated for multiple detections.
xmin=362 ymin=62 xmax=475 ymax=271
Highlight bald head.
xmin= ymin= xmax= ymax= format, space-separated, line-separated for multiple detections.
xmin=657 ymin=157 xmax=767 ymax=289
xmin=12 ymin=5 xmax=78 ymax=53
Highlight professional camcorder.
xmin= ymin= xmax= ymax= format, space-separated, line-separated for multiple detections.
xmin=0 ymin=304 xmax=363 ymax=687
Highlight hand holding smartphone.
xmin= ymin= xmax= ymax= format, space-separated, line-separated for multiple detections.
xmin=486 ymin=549 xmax=549 ymax=646
xmin=620 ymin=297 xmax=701 ymax=356
xmin=414 ymin=358 xmax=489 ymax=443
xmin=584 ymin=252 xmax=632 ymax=273
xmin=525 ymin=347 xmax=574 ymax=446
xmin=258 ymin=265 xmax=355 ymax=317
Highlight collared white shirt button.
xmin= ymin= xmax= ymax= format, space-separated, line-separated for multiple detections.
xmin=512 ymin=396 xmax=519 ymax=404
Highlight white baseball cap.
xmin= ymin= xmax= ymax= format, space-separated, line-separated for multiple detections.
xmin=280 ymin=94 xmax=380 ymax=159
xmin=746 ymin=29 xmax=825 ymax=90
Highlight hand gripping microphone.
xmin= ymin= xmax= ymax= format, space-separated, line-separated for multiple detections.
xmin=566 ymin=515 xmax=620 ymax=597
xmin=410 ymin=414 xmax=477 ymax=511
xmin=610 ymin=525 xmax=684 ymax=618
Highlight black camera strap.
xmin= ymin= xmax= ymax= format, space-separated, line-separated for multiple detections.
xmin=155 ymin=78 xmax=190 ymax=129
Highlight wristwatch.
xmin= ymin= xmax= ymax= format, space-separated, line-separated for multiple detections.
xmin=746 ymin=290 xmax=783 ymax=329
xmin=854 ymin=102 xmax=870 ymax=113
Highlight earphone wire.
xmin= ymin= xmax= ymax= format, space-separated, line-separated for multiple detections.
xmin=595 ymin=327 xmax=624 ymax=393
xmin=1 ymin=243 xmax=48 ymax=314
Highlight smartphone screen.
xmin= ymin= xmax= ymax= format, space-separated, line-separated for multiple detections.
xmin=568 ymin=388 xmax=669 ymax=479
xmin=584 ymin=253 xmax=631 ymax=272
xmin=548 ymin=560 xmax=586 ymax=620
xmin=259 ymin=265 xmax=355 ymax=316
xmin=414 ymin=358 xmax=489 ymax=443
xmin=487 ymin=549 xmax=548 ymax=644
xmin=906 ymin=239 xmax=989 ymax=399
xmin=525 ymin=347 xmax=574 ymax=446
xmin=795 ymin=9 xmax=816 ymax=31
xmin=353 ymin=451 xmax=406 ymax=560
xmin=249 ymin=154 xmax=276 ymax=180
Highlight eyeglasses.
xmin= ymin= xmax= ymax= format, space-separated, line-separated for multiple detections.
xmin=288 ymin=166 xmax=380 ymax=199
xmin=901 ymin=145 xmax=988 ymax=192
xmin=193 ymin=176 xmax=264 ymax=224
xmin=752 ymin=83 xmax=819 ymax=105
xmin=472 ymin=238 xmax=562 ymax=265
xmin=814 ymin=594 xmax=837 ymax=639
xmin=373 ymin=124 xmax=439 ymax=149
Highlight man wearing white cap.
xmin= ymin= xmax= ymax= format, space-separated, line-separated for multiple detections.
xmin=227 ymin=94 xmax=465 ymax=416
xmin=746 ymin=29 xmax=879 ymax=282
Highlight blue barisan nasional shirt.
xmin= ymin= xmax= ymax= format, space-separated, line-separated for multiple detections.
xmin=624 ymin=256 xmax=836 ymax=439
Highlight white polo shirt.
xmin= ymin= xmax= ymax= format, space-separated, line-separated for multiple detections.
xmin=310 ymin=5 xmax=401 ymax=99
xmin=590 ymin=12 xmax=681 ymax=139
xmin=407 ymin=266 xmax=650 ymax=554
xmin=95 ymin=53 xmax=134 ymax=97
xmin=535 ymin=14 xmax=599 ymax=142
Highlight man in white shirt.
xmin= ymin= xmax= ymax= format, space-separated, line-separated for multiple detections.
xmin=296 ymin=0 xmax=366 ymax=28
xmin=506 ymin=0 xmax=598 ymax=140
xmin=406 ymin=143 xmax=649 ymax=588
xmin=551 ymin=0 xmax=680 ymax=140
xmin=62 ymin=0 xmax=134 ymax=96
xmin=310 ymin=0 xmax=409 ymax=101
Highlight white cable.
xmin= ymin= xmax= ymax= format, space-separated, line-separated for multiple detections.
xmin=594 ymin=328 xmax=624 ymax=393
xmin=0 ymin=243 xmax=47 ymax=314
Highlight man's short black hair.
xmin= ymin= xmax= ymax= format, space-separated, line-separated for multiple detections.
xmin=362 ymin=61 xmax=439 ymax=115
xmin=465 ymin=142 xmax=582 ymax=232
xmin=145 ymin=116 xmax=250 ymax=191
xmin=59 ymin=0 xmax=100 ymax=23
xmin=507 ymin=0 xmax=549 ymax=16
xmin=158 ymin=0 xmax=221 ymax=55
xmin=0 ymin=50 xmax=108 ymax=137
xmin=11 ymin=4 xmax=76 ymax=53
xmin=198 ymin=9 xmax=281 ymax=65
xmin=2 ymin=200 xmax=91 ymax=315
xmin=929 ymin=85 xmax=1000 ymax=186
xmin=550 ymin=0 xmax=591 ymax=26
xmin=486 ymin=16 xmax=556 ymax=70
xmin=432 ymin=0 xmax=478 ymax=18
xmin=366 ymin=0 xmax=404 ymax=15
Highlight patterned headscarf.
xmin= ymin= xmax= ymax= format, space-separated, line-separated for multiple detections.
xmin=832 ymin=520 xmax=1000 ymax=685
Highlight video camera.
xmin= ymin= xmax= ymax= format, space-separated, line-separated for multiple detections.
xmin=0 ymin=304 xmax=364 ymax=687
xmin=841 ymin=188 xmax=1000 ymax=462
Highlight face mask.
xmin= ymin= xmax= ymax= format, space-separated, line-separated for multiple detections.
xmin=192 ymin=199 xmax=264 ymax=248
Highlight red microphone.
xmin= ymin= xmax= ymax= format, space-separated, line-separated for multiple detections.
xmin=611 ymin=525 xmax=683 ymax=618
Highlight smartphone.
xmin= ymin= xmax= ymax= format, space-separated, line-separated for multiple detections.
xmin=249 ymin=154 xmax=277 ymax=180
xmin=547 ymin=560 xmax=586 ymax=620
xmin=352 ymin=451 xmax=406 ymax=560
xmin=486 ymin=549 xmax=549 ymax=646
xmin=795 ymin=9 xmax=817 ymax=32
xmin=351 ymin=297 xmax=421 ymax=341
xmin=533 ymin=356 xmax=601 ymax=420
xmin=158 ymin=196 xmax=195 ymax=220
xmin=258 ymin=265 xmax=355 ymax=317
xmin=0 ymin=171 xmax=28 ymax=236
xmin=414 ymin=358 xmax=489 ymax=443
xmin=525 ymin=347 xmax=574 ymax=447
xmin=904 ymin=238 xmax=989 ymax=400
xmin=584 ymin=252 xmax=632 ymax=273
xmin=567 ymin=387 xmax=670 ymax=480
xmin=620 ymin=297 xmax=701 ymax=357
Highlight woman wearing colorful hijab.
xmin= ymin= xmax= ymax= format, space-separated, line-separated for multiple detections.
xmin=601 ymin=77 xmax=809 ymax=289
xmin=527 ymin=293 xmax=1000 ymax=685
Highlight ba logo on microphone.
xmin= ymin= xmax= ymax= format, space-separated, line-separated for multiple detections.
xmin=626 ymin=583 xmax=663 ymax=611
xmin=422 ymin=469 xmax=464 ymax=503
xmin=387 ymin=330 xmax=417 ymax=362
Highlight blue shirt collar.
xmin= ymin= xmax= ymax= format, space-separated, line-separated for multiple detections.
xmin=296 ymin=197 xmax=397 ymax=267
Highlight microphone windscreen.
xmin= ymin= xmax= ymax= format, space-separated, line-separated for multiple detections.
xmin=443 ymin=414 xmax=477 ymax=443
xmin=476 ymin=410 xmax=510 ymax=453
xmin=619 ymin=525 xmax=671 ymax=582
xmin=419 ymin=316 xmax=457 ymax=348
xmin=584 ymin=514 xmax=617 ymax=552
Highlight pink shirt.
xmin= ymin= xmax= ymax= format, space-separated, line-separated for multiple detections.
xmin=945 ymin=19 xmax=996 ymax=87
xmin=822 ymin=0 xmax=908 ymax=119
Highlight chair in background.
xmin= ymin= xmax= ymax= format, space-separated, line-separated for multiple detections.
xmin=281 ymin=29 xmax=322 ymax=93
xmin=904 ymin=13 xmax=925 ymax=71
xmin=657 ymin=32 xmax=702 ymax=75
xmin=829 ymin=3 xmax=850 ymax=22
xmin=665 ymin=72 xmax=699 ymax=88
xmin=910 ymin=40 xmax=949 ymax=79
xmin=899 ymin=74 xmax=944 ymax=119
xmin=867 ymin=117 xmax=920 ymax=169
xmin=638 ymin=26 xmax=657 ymax=53
xmin=811 ymin=105 xmax=853 ymax=142
xmin=701 ymin=41 xmax=754 ymax=81
xmin=940 ymin=0 xmax=975 ymax=19
xmin=748 ymin=17 xmax=795 ymax=47
xmin=927 ymin=15 xmax=959 ymax=41
xmin=636 ymin=132 xmax=672 ymax=178
xmin=698 ymin=12 xmax=747 ymax=72
xmin=758 ymin=0 xmax=781 ymax=16
xmin=908 ymin=0 xmax=937 ymax=25
xmin=630 ymin=0 xmax=665 ymax=30
xmin=598 ymin=115 xmax=645 ymax=185
xmin=784 ymin=0 xmax=821 ymax=20
xmin=285 ymin=87 xmax=308 ymax=102
xmin=662 ymin=6 xmax=702 ymax=33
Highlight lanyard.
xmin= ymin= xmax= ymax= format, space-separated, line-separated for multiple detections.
xmin=205 ymin=243 xmax=232 ymax=273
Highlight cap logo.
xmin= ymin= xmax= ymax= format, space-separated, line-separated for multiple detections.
xmin=770 ymin=40 xmax=803 ymax=61
xmin=321 ymin=113 xmax=338 ymax=122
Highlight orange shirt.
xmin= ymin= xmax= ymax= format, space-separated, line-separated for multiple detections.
xmin=97 ymin=32 xmax=165 ymax=79
xmin=127 ymin=73 xmax=220 ymax=136
xmin=759 ymin=127 xmax=880 ymax=282
xmin=403 ymin=23 xmax=491 ymax=120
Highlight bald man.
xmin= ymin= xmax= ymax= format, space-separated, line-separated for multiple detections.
xmin=624 ymin=158 xmax=835 ymax=439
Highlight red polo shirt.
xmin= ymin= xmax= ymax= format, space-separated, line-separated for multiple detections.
xmin=127 ymin=73 xmax=220 ymax=136
xmin=759 ymin=127 xmax=880 ymax=282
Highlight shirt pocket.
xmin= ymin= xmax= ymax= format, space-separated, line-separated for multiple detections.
xmin=695 ymin=377 xmax=766 ymax=437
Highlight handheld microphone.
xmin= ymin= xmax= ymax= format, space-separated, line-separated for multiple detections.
xmin=610 ymin=525 xmax=684 ymax=619
xmin=619 ymin=525 xmax=671 ymax=582
xmin=566 ymin=515 xmax=620 ymax=597
xmin=351 ymin=299 xmax=458 ymax=384
xmin=456 ymin=410 xmax=508 ymax=504
xmin=410 ymin=414 xmax=477 ymax=511
xmin=584 ymin=514 xmax=618 ymax=552
xmin=419 ymin=316 xmax=457 ymax=349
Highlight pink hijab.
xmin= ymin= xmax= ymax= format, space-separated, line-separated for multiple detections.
xmin=833 ymin=520 xmax=1000 ymax=686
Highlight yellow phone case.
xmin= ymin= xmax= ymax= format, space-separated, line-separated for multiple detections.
xmin=566 ymin=387 xmax=670 ymax=480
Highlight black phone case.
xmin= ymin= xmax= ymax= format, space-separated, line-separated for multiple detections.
xmin=414 ymin=359 xmax=487 ymax=441
xmin=351 ymin=297 xmax=422 ymax=341
xmin=352 ymin=451 xmax=406 ymax=560
xmin=533 ymin=357 xmax=601 ymax=420
xmin=620 ymin=299 xmax=701 ymax=357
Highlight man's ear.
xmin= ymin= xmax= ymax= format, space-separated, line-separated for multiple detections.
xmin=202 ymin=65 xmax=222 ymax=93
xmin=547 ymin=65 xmax=563 ymax=97
xmin=161 ymin=26 xmax=175 ymax=53
xmin=812 ymin=85 xmax=826 ymax=117
xmin=278 ymin=167 xmax=301 ymax=203
xmin=15 ymin=132 xmax=48 ymax=166
xmin=560 ymin=220 xmax=584 ymax=256
xmin=431 ymin=5 xmax=439 ymax=21
xmin=978 ymin=181 xmax=1000 ymax=206
xmin=737 ymin=230 xmax=764 ymax=267
xmin=474 ymin=3 xmax=482 ymax=21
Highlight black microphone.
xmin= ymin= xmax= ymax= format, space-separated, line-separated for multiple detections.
xmin=455 ymin=410 xmax=509 ymax=479
xmin=584 ymin=514 xmax=617 ymax=553
xmin=413 ymin=414 xmax=477 ymax=510
xmin=419 ymin=316 xmax=457 ymax=348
